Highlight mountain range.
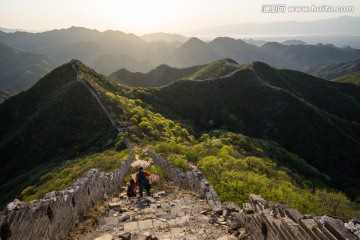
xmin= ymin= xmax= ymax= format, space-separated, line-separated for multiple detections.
xmin=0 ymin=42 xmax=55 ymax=92
xmin=1 ymin=25 xmax=360 ymax=92
xmin=302 ymin=59 xmax=360 ymax=80
xmin=1 ymin=59 xmax=360 ymax=208
xmin=110 ymin=59 xmax=240 ymax=87
xmin=141 ymin=32 xmax=189 ymax=43
xmin=131 ymin=61 xmax=360 ymax=197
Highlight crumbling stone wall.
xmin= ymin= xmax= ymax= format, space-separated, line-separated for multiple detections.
xmin=150 ymin=151 xmax=221 ymax=207
xmin=151 ymin=151 xmax=359 ymax=240
xmin=233 ymin=194 xmax=360 ymax=240
xmin=0 ymin=149 xmax=134 ymax=240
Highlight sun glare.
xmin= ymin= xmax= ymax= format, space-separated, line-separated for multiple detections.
xmin=104 ymin=0 xmax=185 ymax=34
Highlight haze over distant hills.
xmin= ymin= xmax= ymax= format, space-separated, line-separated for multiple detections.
xmin=188 ymin=16 xmax=360 ymax=48
xmin=190 ymin=16 xmax=360 ymax=36
xmin=141 ymin=32 xmax=190 ymax=43
xmin=302 ymin=60 xmax=360 ymax=80
xmin=0 ymin=27 xmax=22 ymax=33
xmin=1 ymin=16 xmax=360 ymax=91
xmin=0 ymin=42 xmax=56 ymax=92
xmin=282 ymin=40 xmax=307 ymax=45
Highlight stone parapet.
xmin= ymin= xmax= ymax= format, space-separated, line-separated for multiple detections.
xmin=0 ymin=148 xmax=134 ymax=240
xmin=236 ymin=194 xmax=359 ymax=240
xmin=150 ymin=151 xmax=221 ymax=207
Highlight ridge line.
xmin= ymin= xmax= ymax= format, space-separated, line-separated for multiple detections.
xmin=70 ymin=60 xmax=124 ymax=136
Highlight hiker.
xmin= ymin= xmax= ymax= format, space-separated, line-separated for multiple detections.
xmin=127 ymin=179 xmax=136 ymax=198
xmin=136 ymin=167 xmax=151 ymax=197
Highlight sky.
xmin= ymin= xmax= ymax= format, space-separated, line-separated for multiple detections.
xmin=1 ymin=0 xmax=359 ymax=35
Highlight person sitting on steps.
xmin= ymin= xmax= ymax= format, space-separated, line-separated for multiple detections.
xmin=126 ymin=179 xmax=137 ymax=198
xmin=136 ymin=167 xmax=151 ymax=197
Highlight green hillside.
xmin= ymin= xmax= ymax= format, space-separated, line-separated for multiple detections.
xmin=0 ymin=62 xmax=121 ymax=207
xmin=109 ymin=59 xmax=240 ymax=87
xmin=333 ymin=71 xmax=360 ymax=85
xmin=131 ymin=62 xmax=360 ymax=198
xmin=110 ymin=64 xmax=201 ymax=87
xmin=188 ymin=59 xmax=239 ymax=80
xmin=76 ymin=61 xmax=360 ymax=199
xmin=1 ymin=60 xmax=359 ymax=218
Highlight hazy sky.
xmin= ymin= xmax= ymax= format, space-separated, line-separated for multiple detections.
xmin=1 ymin=0 xmax=359 ymax=34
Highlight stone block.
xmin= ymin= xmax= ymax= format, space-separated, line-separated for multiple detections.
xmin=170 ymin=227 xmax=184 ymax=235
xmin=104 ymin=216 xmax=119 ymax=226
xmin=281 ymin=217 xmax=299 ymax=239
xmin=152 ymin=219 xmax=168 ymax=228
xmin=249 ymin=194 xmax=265 ymax=203
xmin=324 ymin=217 xmax=358 ymax=240
xmin=124 ymin=221 xmax=139 ymax=231
xmin=316 ymin=222 xmax=339 ymax=240
xmin=138 ymin=219 xmax=153 ymax=231
xmin=108 ymin=202 xmax=121 ymax=209
xmin=243 ymin=203 xmax=254 ymax=214
xmin=285 ymin=208 xmax=303 ymax=223
xmin=94 ymin=233 xmax=113 ymax=240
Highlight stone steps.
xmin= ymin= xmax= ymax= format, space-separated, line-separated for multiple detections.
xmin=74 ymin=185 xmax=238 ymax=240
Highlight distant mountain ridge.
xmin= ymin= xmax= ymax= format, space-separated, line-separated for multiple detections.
xmin=110 ymin=64 xmax=202 ymax=87
xmin=0 ymin=26 xmax=159 ymax=74
xmin=0 ymin=91 xmax=15 ymax=103
xmin=282 ymin=39 xmax=307 ymax=45
xmin=302 ymin=59 xmax=360 ymax=80
xmin=0 ymin=27 xmax=21 ymax=33
xmin=1 ymin=24 xmax=360 ymax=91
xmin=141 ymin=32 xmax=189 ymax=43
xmin=0 ymin=42 xmax=56 ymax=92
xmin=110 ymin=59 xmax=242 ymax=87
xmin=1 ymin=26 xmax=360 ymax=72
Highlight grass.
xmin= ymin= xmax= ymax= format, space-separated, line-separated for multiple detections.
xmin=21 ymin=149 xmax=130 ymax=201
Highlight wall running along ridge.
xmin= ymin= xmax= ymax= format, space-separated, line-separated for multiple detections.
xmin=0 ymin=60 xmax=134 ymax=240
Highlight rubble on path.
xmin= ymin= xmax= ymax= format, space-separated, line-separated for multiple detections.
xmin=68 ymin=183 xmax=245 ymax=240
